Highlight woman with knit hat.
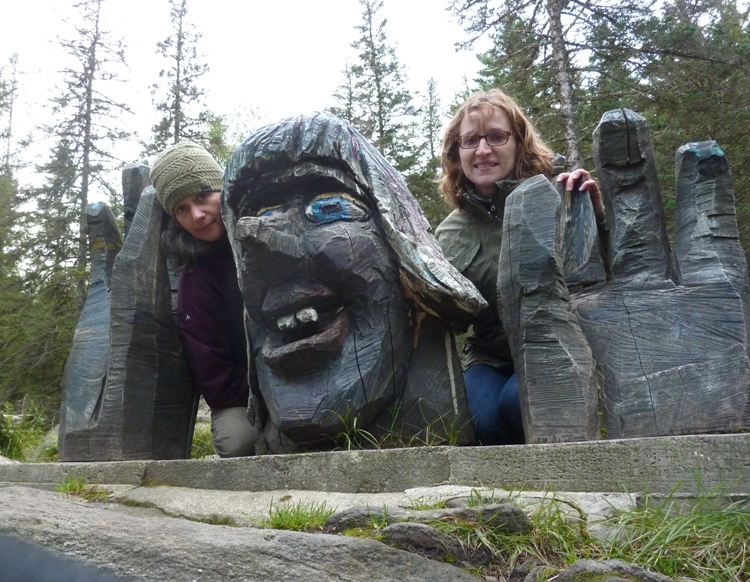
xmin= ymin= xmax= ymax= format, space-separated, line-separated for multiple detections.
xmin=150 ymin=141 xmax=258 ymax=457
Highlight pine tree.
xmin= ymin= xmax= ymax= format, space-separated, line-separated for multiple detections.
xmin=28 ymin=0 xmax=129 ymax=300
xmin=329 ymin=62 xmax=358 ymax=125
xmin=452 ymin=0 xmax=655 ymax=168
xmin=331 ymin=0 xmax=418 ymax=171
xmin=405 ymin=78 xmax=449 ymax=229
xmin=204 ymin=112 xmax=234 ymax=165
xmin=474 ymin=16 xmax=567 ymax=156
xmin=630 ymin=0 xmax=750 ymax=249
xmin=0 ymin=57 xmax=79 ymax=411
xmin=0 ymin=55 xmax=19 ymax=269
xmin=144 ymin=0 xmax=212 ymax=158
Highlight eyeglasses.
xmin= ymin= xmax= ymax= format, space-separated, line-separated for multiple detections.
xmin=457 ymin=131 xmax=515 ymax=149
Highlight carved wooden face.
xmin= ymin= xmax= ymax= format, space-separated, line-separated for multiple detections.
xmin=234 ymin=164 xmax=413 ymax=443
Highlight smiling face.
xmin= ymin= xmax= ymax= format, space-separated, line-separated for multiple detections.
xmin=233 ymin=165 xmax=412 ymax=443
xmin=458 ymin=108 xmax=517 ymax=197
xmin=174 ymin=190 xmax=226 ymax=241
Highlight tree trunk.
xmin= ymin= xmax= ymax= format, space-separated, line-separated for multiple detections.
xmin=546 ymin=0 xmax=581 ymax=169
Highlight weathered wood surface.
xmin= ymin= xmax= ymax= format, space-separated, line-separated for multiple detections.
xmin=558 ymin=174 xmax=607 ymax=287
xmin=498 ymin=175 xmax=599 ymax=443
xmin=580 ymin=120 xmax=750 ymax=437
xmin=501 ymin=109 xmax=750 ymax=440
xmin=594 ymin=109 xmax=673 ymax=283
xmin=122 ymin=164 xmax=151 ymax=239
xmin=58 ymin=203 xmax=123 ymax=461
xmin=225 ymin=112 xmax=476 ymax=448
xmin=60 ymin=188 xmax=196 ymax=461
xmin=371 ymin=315 xmax=474 ymax=446
xmin=106 ymin=188 xmax=197 ymax=459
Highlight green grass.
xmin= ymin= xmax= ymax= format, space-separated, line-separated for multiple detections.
xmin=331 ymin=403 xmax=472 ymax=451
xmin=55 ymin=476 xmax=110 ymax=502
xmin=418 ymin=488 xmax=749 ymax=581
xmin=257 ymin=499 xmax=336 ymax=532
xmin=607 ymin=493 xmax=750 ymax=581
xmin=55 ymin=475 xmax=87 ymax=494
xmin=431 ymin=494 xmax=604 ymax=573
xmin=407 ymin=498 xmax=448 ymax=511
xmin=333 ymin=410 xmax=380 ymax=450
xmin=190 ymin=421 xmax=215 ymax=458
xmin=0 ymin=401 xmax=54 ymax=461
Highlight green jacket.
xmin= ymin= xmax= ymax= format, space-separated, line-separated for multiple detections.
xmin=435 ymin=181 xmax=518 ymax=370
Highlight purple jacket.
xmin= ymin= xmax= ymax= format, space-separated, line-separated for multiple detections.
xmin=177 ymin=238 xmax=249 ymax=410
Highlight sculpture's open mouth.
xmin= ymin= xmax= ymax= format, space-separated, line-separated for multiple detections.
xmin=260 ymin=282 xmax=351 ymax=377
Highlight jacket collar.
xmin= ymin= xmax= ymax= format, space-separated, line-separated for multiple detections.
xmin=460 ymin=179 xmax=520 ymax=220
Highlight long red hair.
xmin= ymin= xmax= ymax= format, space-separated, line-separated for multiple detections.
xmin=439 ymin=89 xmax=555 ymax=209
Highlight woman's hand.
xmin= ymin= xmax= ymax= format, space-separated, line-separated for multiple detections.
xmin=556 ymin=169 xmax=605 ymax=217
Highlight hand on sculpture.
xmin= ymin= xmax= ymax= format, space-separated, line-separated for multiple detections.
xmin=556 ymin=168 xmax=605 ymax=217
xmin=499 ymin=108 xmax=750 ymax=443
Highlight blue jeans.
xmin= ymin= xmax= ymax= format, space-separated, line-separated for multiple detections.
xmin=464 ymin=364 xmax=525 ymax=445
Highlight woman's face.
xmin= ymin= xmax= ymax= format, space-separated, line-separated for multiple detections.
xmin=458 ymin=108 xmax=517 ymax=198
xmin=174 ymin=190 xmax=226 ymax=242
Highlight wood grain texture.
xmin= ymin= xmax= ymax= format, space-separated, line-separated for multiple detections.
xmin=498 ymin=175 xmax=599 ymax=443
xmin=500 ymin=111 xmax=750 ymax=440
xmin=572 ymin=114 xmax=750 ymax=437
xmin=58 ymin=203 xmax=123 ymax=461
xmin=594 ymin=109 xmax=673 ymax=283
xmin=371 ymin=315 xmax=475 ymax=446
xmin=60 ymin=189 xmax=197 ymax=461
xmin=226 ymin=113 xmax=476 ymax=449
xmin=122 ymin=164 xmax=150 ymax=240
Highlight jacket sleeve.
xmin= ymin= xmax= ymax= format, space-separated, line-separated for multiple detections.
xmin=177 ymin=268 xmax=249 ymax=410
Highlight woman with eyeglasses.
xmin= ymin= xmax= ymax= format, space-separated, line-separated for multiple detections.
xmin=435 ymin=88 xmax=604 ymax=445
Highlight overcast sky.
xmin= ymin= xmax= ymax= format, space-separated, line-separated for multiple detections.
xmin=2 ymin=0 xmax=490 ymax=198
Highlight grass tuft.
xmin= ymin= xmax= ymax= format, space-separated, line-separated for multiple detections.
xmin=190 ymin=421 xmax=215 ymax=459
xmin=333 ymin=410 xmax=380 ymax=451
xmin=427 ymin=486 xmax=749 ymax=581
xmin=432 ymin=494 xmax=604 ymax=572
xmin=606 ymin=492 xmax=750 ymax=581
xmin=407 ymin=498 xmax=448 ymax=511
xmin=55 ymin=476 xmax=110 ymax=502
xmin=258 ymin=499 xmax=336 ymax=532
xmin=0 ymin=401 xmax=53 ymax=461
xmin=55 ymin=475 xmax=87 ymax=494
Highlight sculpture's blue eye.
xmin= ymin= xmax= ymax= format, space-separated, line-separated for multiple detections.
xmin=304 ymin=193 xmax=369 ymax=224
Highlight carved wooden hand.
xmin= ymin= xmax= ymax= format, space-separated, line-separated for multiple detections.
xmin=499 ymin=109 xmax=750 ymax=443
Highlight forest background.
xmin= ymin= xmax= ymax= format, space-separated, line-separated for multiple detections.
xmin=1 ymin=0 xmax=749 ymax=429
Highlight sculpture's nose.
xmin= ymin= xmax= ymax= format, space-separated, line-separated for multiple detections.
xmin=235 ymin=216 xmax=304 ymax=259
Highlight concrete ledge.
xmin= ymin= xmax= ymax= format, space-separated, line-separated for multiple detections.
xmin=0 ymin=460 xmax=148 ymax=487
xmin=448 ymin=433 xmax=750 ymax=494
xmin=143 ymin=446 xmax=451 ymax=492
xmin=1 ymin=434 xmax=747 ymax=495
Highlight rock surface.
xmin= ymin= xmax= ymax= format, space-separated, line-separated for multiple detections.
xmin=552 ymin=559 xmax=675 ymax=581
xmin=0 ymin=486 xmax=478 ymax=582
xmin=0 ymin=482 xmax=691 ymax=582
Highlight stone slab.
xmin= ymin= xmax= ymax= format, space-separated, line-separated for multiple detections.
xmin=0 ymin=486 xmax=477 ymax=582
xmin=448 ymin=433 xmax=750 ymax=494
xmin=1 ymin=435 xmax=747 ymax=495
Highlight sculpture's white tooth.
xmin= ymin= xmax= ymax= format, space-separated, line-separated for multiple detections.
xmin=277 ymin=314 xmax=296 ymax=331
xmin=295 ymin=307 xmax=318 ymax=324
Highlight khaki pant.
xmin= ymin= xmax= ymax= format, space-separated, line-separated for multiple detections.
xmin=210 ymin=407 xmax=259 ymax=457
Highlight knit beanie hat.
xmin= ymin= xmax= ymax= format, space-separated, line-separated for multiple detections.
xmin=150 ymin=141 xmax=224 ymax=216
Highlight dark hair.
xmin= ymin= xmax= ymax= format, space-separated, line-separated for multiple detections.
xmin=161 ymin=218 xmax=216 ymax=271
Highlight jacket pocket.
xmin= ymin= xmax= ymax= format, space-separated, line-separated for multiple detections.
xmin=446 ymin=238 xmax=481 ymax=273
